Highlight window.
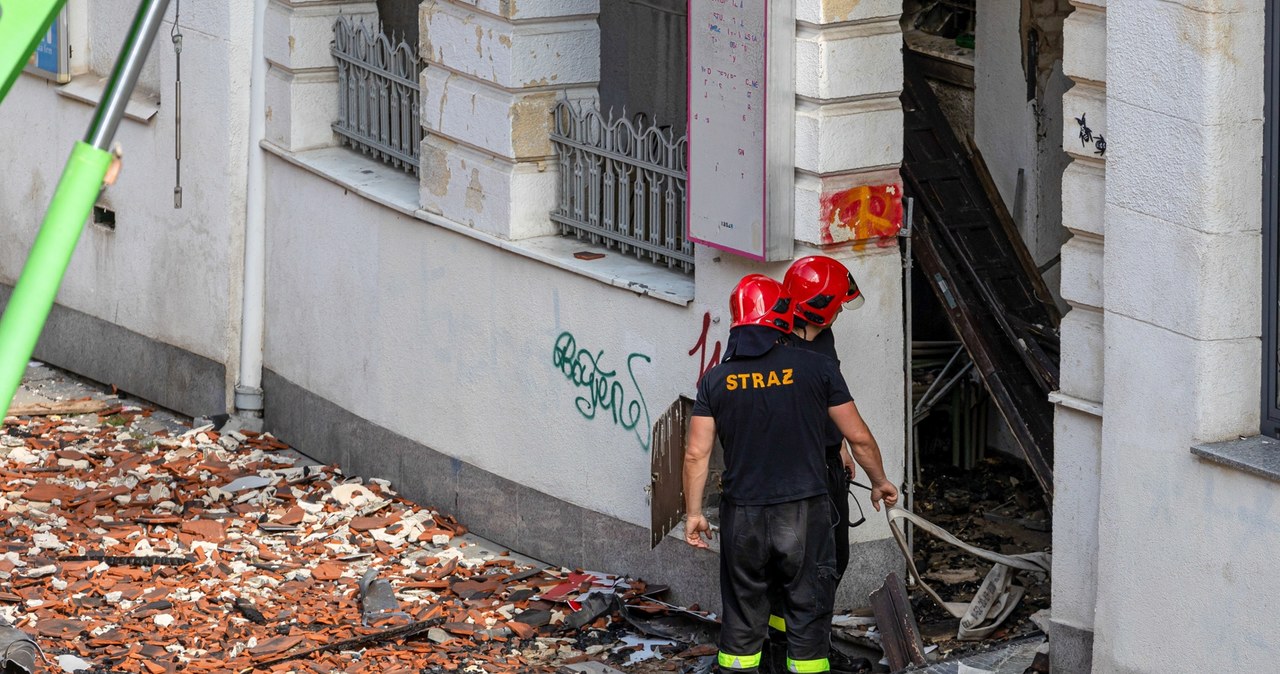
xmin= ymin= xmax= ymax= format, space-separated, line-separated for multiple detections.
xmin=331 ymin=17 xmax=422 ymax=175
xmin=598 ymin=0 xmax=687 ymax=136
xmin=548 ymin=1 xmax=694 ymax=273
xmin=1263 ymin=0 xmax=1280 ymax=436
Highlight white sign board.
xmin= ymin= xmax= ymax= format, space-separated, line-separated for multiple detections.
xmin=687 ymin=0 xmax=794 ymax=261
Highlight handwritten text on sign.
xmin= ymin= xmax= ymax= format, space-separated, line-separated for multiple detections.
xmin=688 ymin=0 xmax=768 ymax=257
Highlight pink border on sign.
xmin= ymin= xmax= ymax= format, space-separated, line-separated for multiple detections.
xmin=684 ymin=0 xmax=770 ymax=262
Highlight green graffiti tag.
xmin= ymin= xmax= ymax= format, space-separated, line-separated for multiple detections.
xmin=552 ymin=331 xmax=653 ymax=452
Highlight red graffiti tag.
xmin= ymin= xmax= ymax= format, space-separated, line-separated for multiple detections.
xmin=688 ymin=312 xmax=723 ymax=384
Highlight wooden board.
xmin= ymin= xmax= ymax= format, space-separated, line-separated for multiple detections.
xmin=870 ymin=572 xmax=929 ymax=671
xmin=5 ymin=398 xmax=109 ymax=417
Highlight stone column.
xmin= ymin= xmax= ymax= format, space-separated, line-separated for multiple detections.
xmin=419 ymin=0 xmax=600 ymax=239
xmin=1048 ymin=1 xmax=1105 ymax=672
xmin=793 ymin=0 xmax=904 ymax=250
xmin=263 ymin=0 xmax=379 ymax=151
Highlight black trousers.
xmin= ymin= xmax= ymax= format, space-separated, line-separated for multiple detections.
xmin=718 ymin=494 xmax=838 ymax=672
xmin=826 ymin=450 xmax=851 ymax=577
xmin=766 ymin=449 xmax=850 ymax=635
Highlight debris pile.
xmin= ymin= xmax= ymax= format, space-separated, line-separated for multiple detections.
xmin=903 ymin=458 xmax=1051 ymax=660
xmin=0 ymin=391 xmax=716 ymax=673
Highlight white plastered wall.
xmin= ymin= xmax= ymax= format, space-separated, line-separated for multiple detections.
xmin=262 ymin=156 xmax=906 ymax=532
xmin=0 ymin=0 xmax=254 ymax=404
xmin=975 ymin=0 xmax=1072 ymax=305
xmin=1087 ymin=0 xmax=1279 ymax=671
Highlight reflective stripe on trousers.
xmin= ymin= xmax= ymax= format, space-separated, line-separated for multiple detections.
xmin=787 ymin=656 xmax=831 ymax=673
xmin=718 ymin=650 xmax=762 ymax=671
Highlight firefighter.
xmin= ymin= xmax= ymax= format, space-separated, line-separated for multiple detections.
xmin=763 ymin=255 xmax=869 ymax=672
xmin=683 ymin=274 xmax=897 ymax=674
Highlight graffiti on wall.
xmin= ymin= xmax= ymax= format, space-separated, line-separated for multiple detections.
xmin=552 ymin=331 xmax=653 ymax=452
xmin=1075 ymin=112 xmax=1106 ymax=156
xmin=819 ymin=183 xmax=903 ymax=249
xmin=688 ymin=312 xmax=723 ymax=384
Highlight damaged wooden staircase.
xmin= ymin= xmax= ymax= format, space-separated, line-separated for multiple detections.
xmin=902 ymin=55 xmax=1061 ymax=498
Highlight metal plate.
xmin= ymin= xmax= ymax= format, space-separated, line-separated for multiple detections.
xmin=649 ymin=395 xmax=694 ymax=548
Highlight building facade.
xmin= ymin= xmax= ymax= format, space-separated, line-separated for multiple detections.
xmin=2 ymin=1 xmax=1279 ymax=672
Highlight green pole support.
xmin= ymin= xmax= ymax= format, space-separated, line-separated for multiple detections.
xmin=0 ymin=142 xmax=112 ymax=417
xmin=0 ymin=0 xmax=68 ymax=104
xmin=0 ymin=0 xmax=169 ymax=417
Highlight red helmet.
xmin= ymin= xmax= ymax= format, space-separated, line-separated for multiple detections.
xmin=729 ymin=274 xmax=793 ymax=333
xmin=783 ymin=256 xmax=864 ymax=327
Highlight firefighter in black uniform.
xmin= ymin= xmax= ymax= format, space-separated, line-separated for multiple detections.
xmin=766 ymin=255 xmax=868 ymax=672
xmin=682 ymin=274 xmax=898 ymax=674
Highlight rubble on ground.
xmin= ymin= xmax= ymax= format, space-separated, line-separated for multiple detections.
xmin=0 ymin=370 xmax=720 ymax=674
xmin=904 ymin=457 xmax=1051 ymax=661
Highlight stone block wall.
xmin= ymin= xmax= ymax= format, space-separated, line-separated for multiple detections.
xmin=418 ymin=0 xmax=599 ymax=239
xmin=1049 ymin=1 xmax=1105 ymax=671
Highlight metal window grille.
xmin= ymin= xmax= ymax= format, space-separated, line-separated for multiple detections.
xmin=1264 ymin=0 xmax=1280 ymax=436
xmin=550 ymin=101 xmax=694 ymax=273
xmin=332 ymin=17 xmax=422 ymax=176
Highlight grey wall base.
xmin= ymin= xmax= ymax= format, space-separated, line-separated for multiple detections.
xmin=264 ymin=369 xmax=903 ymax=612
xmin=835 ymin=537 xmax=903 ymax=613
xmin=1049 ymin=619 xmax=1094 ymax=674
xmin=0 ymin=284 xmax=226 ymax=418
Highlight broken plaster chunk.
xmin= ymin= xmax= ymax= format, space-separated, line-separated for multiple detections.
xmin=427 ymin=627 xmax=453 ymax=644
xmin=89 ymin=623 xmax=118 ymax=638
xmin=56 ymin=654 xmax=95 ymax=673
xmin=189 ymin=541 xmax=219 ymax=560
xmin=153 ymin=614 xmax=175 ymax=628
xmin=329 ymin=483 xmax=376 ymax=508
xmin=245 ymin=575 xmax=278 ymax=589
xmin=169 ymin=588 xmax=206 ymax=603
xmin=6 ymin=447 xmax=38 ymax=464
xmin=23 ymin=565 xmax=56 ymax=579
xmin=432 ymin=534 xmax=450 ymax=546
xmin=32 ymin=532 xmax=65 ymax=551
xmin=297 ymin=500 xmax=325 ymax=515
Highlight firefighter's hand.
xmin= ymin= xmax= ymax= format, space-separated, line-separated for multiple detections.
xmin=841 ymin=448 xmax=856 ymax=480
xmin=684 ymin=514 xmax=712 ymax=549
xmin=870 ymin=480 xmax=899 ymax=511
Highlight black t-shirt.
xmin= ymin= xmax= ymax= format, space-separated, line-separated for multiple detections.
xmin=787 ymin=329 xmax=845 ymax=453
xmin=692 ymin=343 xmax=853 ymax=505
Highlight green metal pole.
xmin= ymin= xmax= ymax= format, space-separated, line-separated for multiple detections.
xmin=0 ymin=0 xmax=170 ymax=417
xmin=0 ymin=143 xmax=112 ymax=416
xmin=0 ymin=0 xmax=68 ymax=103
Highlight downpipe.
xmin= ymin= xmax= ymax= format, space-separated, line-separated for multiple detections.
xmin=234 ymin=0 xmax=268 ymax=416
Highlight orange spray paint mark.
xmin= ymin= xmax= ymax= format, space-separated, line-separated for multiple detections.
xmin=818 ymin=184 xmax=904 ymax=248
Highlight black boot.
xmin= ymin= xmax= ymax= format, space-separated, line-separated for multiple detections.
xmin=827 ymin=646 xmax=871 ymax=674
xmin=763 ymin=629 xmax=787 ymax=674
